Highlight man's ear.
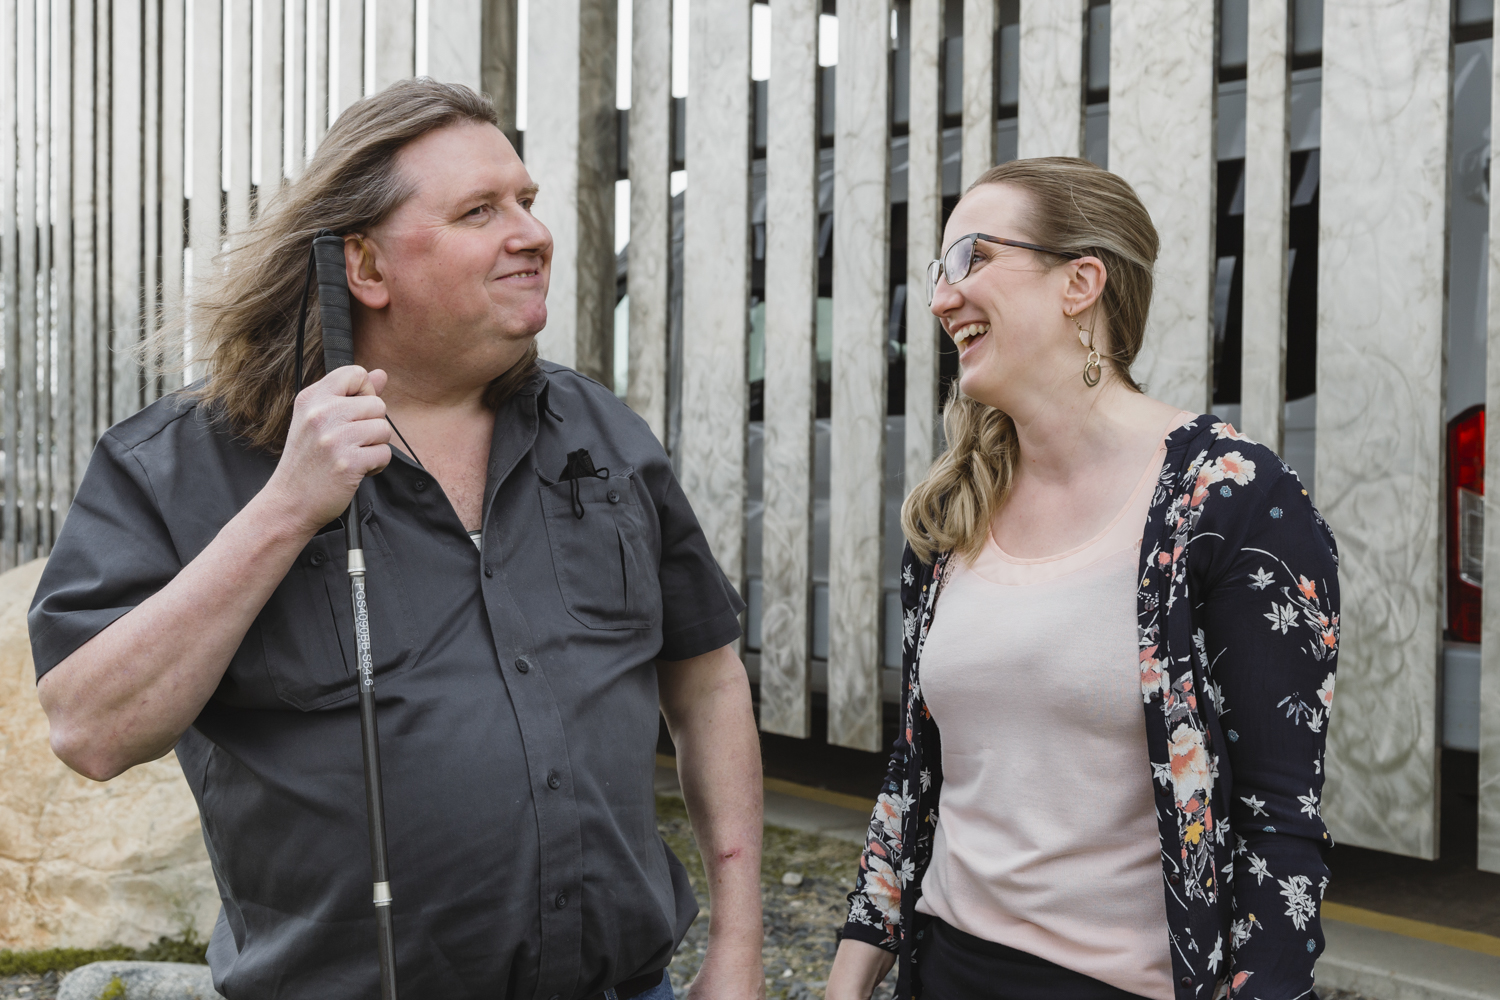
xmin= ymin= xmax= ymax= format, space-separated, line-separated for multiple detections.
xmin=345 ymin=236 xmax=390 ymax=310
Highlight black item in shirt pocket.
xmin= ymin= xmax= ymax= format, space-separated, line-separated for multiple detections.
xmin=258 ymin=517 xmax=419 ymax=711
xmin=540 ymin=468 xmax=661 ymax=629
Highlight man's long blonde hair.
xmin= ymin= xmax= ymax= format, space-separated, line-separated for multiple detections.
xmin=900 ymin=157 xmax=1160 ymax=563
xmin=178 ymin=78 xmax=538 ymax=453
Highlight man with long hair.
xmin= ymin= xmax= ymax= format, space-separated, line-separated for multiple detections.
xmin=29 ymin=79 xmax=763 ymax=1000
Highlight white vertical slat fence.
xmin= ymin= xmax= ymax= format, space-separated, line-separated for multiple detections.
xmin=678 ymin=0 xmax=752 ymax=599
xmin=903 ymin=0 xmax=940 ymax=511
xmin=5 ymin=1 xmax=1500 ymax=863
xmin=68 ymin=0 xmax=92 ymax=497
xmin=959 ymin=0 xmax=994 ymax=190
xmin=1239 ymin=0 xmax=1290 ymax=452
xmin=1483 ymin=0 xmax=1500 ymax=875
xmin=1107 ymin=0 xmax=1216 ymax=416
xmin=826 ymin=0 xmax=890 ymax=751
xmin=625 ymin=0 xmax=670 ymax=442
xmin=1016 ymin=0 xmax=1085 ymax=159
xmin=758 ymin=0 xmax=819 ymax=739
xmin=1318 ymin=0 xmax=1450 ymax=862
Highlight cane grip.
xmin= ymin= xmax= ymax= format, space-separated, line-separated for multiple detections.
xmin=312 ymin=230 xmax=355 ymax=373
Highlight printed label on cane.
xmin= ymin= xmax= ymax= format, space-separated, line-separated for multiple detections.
xmin=352 ymin=578 xmax=374 ymax=688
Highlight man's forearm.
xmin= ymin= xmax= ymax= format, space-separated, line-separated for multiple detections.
xmin=658 ymin=647 xmax=765 ymax=950
xmin=38 ymin=486 xmax=316 ymax=780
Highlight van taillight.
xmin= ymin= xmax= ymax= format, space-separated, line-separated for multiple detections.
xmin=1447 ymin=405 xmax=1484 ymax=642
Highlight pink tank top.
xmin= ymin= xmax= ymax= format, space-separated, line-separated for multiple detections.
xmin=913 ymin=427 xmax=1180 ymax=1000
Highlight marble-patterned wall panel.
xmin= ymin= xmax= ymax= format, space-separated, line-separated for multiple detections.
xmin=1317 ymin=0 xmax=1449 ymax=860
xmin=960 ymin=0 xmax=995 ymax=189
xmin=1239 ymin=0 xmax=1290 ymax=451
xmin=481 ymin=0 xmax=521 ymax=140
xmin=332 ymin=0 xmax=364 ymax=113
xmin=759 ymin=0 xmax=820 ymax=739
xmin=1480 ymin=18 xmax=1500 ymax=876
xmin=111 ymin=0 xmax=144 ymax=421
xmin=828 ymin=0 xmax=891 ymax=752
xmin=573 ymin=0 xmax=619 ymax=385
xmin=905 ymin=0 xmax=943 ymax=490
xmin=376 ymin=0 xmax=415 ymax=90
xmin=526 ymin=0 xmax=617 ymax=385
xmin=1107 ymin=0 xmax=1214 ymax=415
xmin=187 ymin=0 xmax=221 ymax=383
xmin=1017 ymin=0 xmax=1085 ymax=159
xmin=527 ymin=3 xmax=581 ymax=369
xmin=679 ymin=0 xmax=752 ymax=588
xmin=424 ymin=0 xmax=482 ymax=89
xmin=627 ymin=0 xmax=672 ymax=443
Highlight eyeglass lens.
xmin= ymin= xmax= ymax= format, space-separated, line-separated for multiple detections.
xmin=927 ymin=235 xmax=978 ymax=304
xmin=944 ymin=235 xmax=976 ymax=287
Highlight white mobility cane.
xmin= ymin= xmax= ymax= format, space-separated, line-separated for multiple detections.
xmin=295 ymin=230 xmax=400 ymax=1000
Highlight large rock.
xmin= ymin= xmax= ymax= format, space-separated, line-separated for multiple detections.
xmin=58 ymin=961 xmax=220 ymax=1000
xmin=0 ymin=559 xmax=218 ymax=951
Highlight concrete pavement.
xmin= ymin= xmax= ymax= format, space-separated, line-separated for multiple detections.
xmin=654 ymin=759 xmax=1500 ymax=1000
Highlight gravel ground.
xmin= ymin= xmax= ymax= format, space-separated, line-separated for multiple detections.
xmin=658 ymin=795 xmax=1382 ymax=1000
xmin=0 ymin=972 xmax=61 ymax=1000
xmin=656 ymin=794 xmax=897 ymax=1000
xmin=0 ymin=799 xmax=1382 ymax=1000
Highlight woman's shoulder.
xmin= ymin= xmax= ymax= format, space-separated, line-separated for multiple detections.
xmin=1165 ymin=414 xmax=1331 ymax=549
xmin=1166 ymin=414 xmax=1292 ymax=489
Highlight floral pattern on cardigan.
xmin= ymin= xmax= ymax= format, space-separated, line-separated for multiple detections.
xmin=843 ymin=416 xmax=1339 ymax=1000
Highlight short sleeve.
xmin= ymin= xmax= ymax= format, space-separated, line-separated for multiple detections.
xmin=652 ymin=469 xmax=744 ymax=662
xmin=27 ymin=432 xmax=182 ymax=680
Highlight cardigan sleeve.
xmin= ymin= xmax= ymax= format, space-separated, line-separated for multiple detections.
xmin=841 ymin=543 xmax=926 ymax=953
xmin=1197 ymin=461 xmax=1338 ymax=996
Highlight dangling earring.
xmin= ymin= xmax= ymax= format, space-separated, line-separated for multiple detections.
xmin=1073 ymin=316 xmax=1102 ymax=387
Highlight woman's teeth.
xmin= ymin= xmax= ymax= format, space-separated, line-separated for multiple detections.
xmin=954 ymin=323 xmax=990 ymax=350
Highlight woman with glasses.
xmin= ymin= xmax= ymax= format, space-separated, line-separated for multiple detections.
xmin=825 ymin=157 xmax=1339 ymax=1000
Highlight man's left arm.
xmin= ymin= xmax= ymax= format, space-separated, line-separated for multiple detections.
xmin=658 ymin=644 xmax=765 ymax=1000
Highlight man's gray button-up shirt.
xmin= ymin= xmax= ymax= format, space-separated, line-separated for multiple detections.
xmin=29 ymin=363 xmax=744 ymax=1000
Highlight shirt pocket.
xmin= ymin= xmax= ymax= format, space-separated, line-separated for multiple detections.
xmin=540 ymin=468 xmax=662 ymax=629
xmin=257 ymin=517 xmax=419 ymax=711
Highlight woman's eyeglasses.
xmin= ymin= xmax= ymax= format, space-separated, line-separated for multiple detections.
xmin=925 ymin=233 xmax=1083 ymax=305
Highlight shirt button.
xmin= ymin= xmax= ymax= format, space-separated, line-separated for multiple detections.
xmin=413 ymin=479 xmax=428 ymax=492
xmin=1180 ymin=977 xmax=1193 ymax=988
xmin=484 ymin=565 xmax=494 ymax=578
xmin=547 ymin=770 xmax=561 ymax=789
xmin=1168 ymin=873 xmax=1181 ymax=885
xmin=310 ymin=551 xmax=327 ymax=567
xmin=607 ymin=489 xmax=620 ymax=503
xmin=514 ymin=657 xmax=532 ymax=674
xmin=555 ymin=892 xmax=568 ymax=909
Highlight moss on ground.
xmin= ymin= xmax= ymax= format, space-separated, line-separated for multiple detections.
xmin=0 ymin=931 xmax=206 ymax=976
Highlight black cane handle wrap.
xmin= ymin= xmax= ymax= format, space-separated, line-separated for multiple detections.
xmin=312 ymin=230 xmax=356 ymax=373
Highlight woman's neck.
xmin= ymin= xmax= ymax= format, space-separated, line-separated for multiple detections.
xmin=1007 ymin=377 xmax=1180 ymax=490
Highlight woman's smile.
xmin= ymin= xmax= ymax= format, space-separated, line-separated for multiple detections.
xmin=951 ymin=321 xmax=990 ymax=362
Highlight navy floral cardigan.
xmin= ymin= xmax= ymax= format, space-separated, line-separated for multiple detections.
xmin=843 ymin=416 xmax=1340 ymax=1000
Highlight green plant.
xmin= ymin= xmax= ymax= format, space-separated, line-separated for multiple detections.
xmin=98 ymin=975 xmax=127 ymax=1000
xmin=0 ymin=929 xmax=208 ymax=975
xmin=0 ymin=946 xmax=135 ymax=976
xmin=135 ymin=929 xmax=207 ymax=964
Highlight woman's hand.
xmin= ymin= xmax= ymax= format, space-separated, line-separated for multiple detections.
xmin=262 ymin=365 xmax=392 ymax=535
xmin=826 ymin=938 xmax=896 ymax=1000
